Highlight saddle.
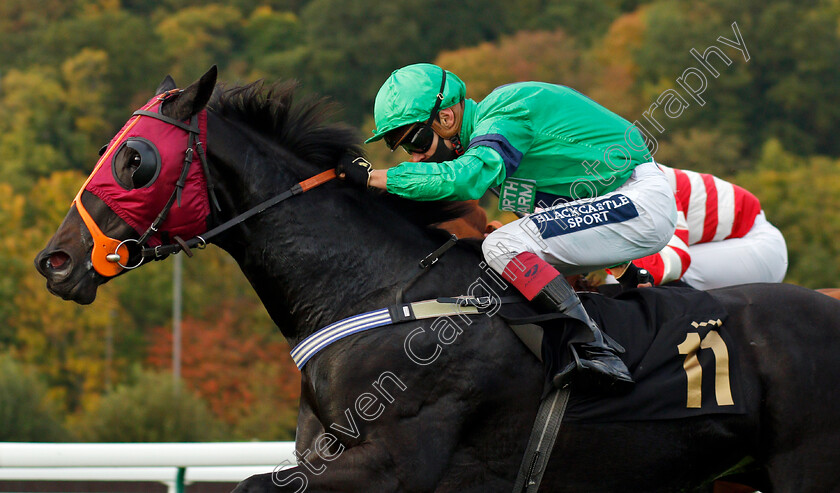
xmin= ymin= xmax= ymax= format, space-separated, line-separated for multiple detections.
xmin=498 ymin=284 xmax=746 ymax=421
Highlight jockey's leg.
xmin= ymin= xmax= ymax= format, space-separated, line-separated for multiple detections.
xmin=481 ymin=162 xmax=677 ymax=393
xmin=501 ymin=250 xmax=635 ymax=393
xmin=681 ymin=211 xmax=788 ymax=289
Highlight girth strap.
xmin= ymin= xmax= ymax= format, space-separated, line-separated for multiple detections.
xmin=512 ymin=387 xmax=571 ymax=493
xmin=290 ymin=299 xmax=482 ymax=369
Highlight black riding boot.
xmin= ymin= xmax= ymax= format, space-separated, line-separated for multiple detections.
xmin=532 ymin=276 xmax=635 ymax=394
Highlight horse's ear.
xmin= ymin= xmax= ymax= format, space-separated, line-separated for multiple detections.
xmin=163 ymin=65 xmax=218 ymax=120
xmin=155 ymin=75 xmax=177 ymax=95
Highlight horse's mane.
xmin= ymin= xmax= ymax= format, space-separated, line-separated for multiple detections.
xmin=209 ymin=80 xmax=474 ymax=229
xmin=210 ymin=80 xmax=361 ymax=169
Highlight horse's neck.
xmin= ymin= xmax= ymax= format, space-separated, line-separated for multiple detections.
xmin=206 ymin=117 xmax=481 ymax=344
xmin=225 ymin=196 xmax=477 ymax=343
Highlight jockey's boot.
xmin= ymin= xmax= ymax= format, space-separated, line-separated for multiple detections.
xmin=532 ymin=275 xmax=635 ymax=395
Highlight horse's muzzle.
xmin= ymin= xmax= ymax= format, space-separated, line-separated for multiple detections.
xmin=35 ymin=249 xmax=74 ymax=283
xmin=35 ymin=248 xmax=99 ymax=305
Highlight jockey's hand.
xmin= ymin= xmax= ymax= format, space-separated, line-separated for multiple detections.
xmin=336 ymin=155 xmax=373 ymax=188
xmin=615 ymin=262 xmax=655 ymax=290
xmin=636 ymin=268 xmax=654 ymax=288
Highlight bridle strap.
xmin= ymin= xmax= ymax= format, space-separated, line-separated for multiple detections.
xmin=71 ymin=96 xmax=159 ymax=277
xmin=195 ymin=140 xmax=221 ymax=215
xmin=141 ymin=169 xmax=338 ymax=259
xmin=132 ymin=109 xmax=199 ymax=133
xmin=134 ymin=114 xmax=199 ymax=246
xmin=134 ymin=99 xmax=221 ymax=211
xmin=81 ymin=87 xmax=338 ymax=268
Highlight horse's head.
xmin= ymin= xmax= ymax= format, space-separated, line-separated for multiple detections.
xmin=35 ymin=67 xmax=218 ymax=304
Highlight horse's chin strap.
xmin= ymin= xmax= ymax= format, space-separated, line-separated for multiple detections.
xmin=141 ymin=169 xmax=337 ymax=260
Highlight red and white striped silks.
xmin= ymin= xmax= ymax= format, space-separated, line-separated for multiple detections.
xmin=634 ymin=165 xmax=761 ymax=285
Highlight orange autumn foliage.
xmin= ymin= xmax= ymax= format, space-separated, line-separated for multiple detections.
xmin=146 ymin=300 xmax=300 ymax=425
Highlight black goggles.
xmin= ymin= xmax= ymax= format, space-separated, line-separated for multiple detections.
xmin=384 ymin=69 xmax=447 ymax=154
xmin=386 ymin=123 xmax=437 ymax=154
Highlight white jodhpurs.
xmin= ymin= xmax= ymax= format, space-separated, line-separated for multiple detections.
xmin=483 ymin=162 xmax=678 ymax=276
xmin=680 ymin=211 xmax=788 ymax=289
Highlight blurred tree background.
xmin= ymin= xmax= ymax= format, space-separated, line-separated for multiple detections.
xmin=0 ymin=0 xmax=838 ymax=441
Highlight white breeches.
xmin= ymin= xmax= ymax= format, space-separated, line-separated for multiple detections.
xmin=483 ymin=162 xmax=678 ymax=276
xmin=680 ymin=212 xmax=788 ymax=289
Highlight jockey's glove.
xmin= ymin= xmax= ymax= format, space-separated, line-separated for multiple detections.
xmin=616 ymin=262 xmax=654 ymax=290
xmin=336 ymin=155 xmax=373 ymax=189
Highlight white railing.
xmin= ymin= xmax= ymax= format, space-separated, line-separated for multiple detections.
xmin=0 ymin=441 xmax=296 ymax=493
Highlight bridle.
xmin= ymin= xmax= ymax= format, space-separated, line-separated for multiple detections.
xmin=138 ymin=167 xmax=337 ymax=261
xmin=74 ymin=88 xmax=337 ymax=277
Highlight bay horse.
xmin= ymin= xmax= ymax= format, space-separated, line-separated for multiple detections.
xmin=35 ymin=67 xmax=840 ymax=492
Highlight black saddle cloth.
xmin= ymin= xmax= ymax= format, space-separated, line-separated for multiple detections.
xmin=499 ymin=285 xmax=746 ymax=422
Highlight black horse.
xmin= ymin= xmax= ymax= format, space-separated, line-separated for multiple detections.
xmin=35 ymin=67 xmax=840 ymax=492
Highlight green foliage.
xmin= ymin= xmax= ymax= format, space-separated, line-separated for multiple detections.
xmin=0 ymin=68 xmax=67 ymax=190
xmin=294 ymin=0 xmax=534 ymax=122
xmin=76 ymin=370 xmax=225 ymax=442
xmin=0 ymin=353 xmax=67 ymax=441
xmin=155 ymin=5 xmax=244 ymax=84
xmin=636 ymin=0 xmax=840 ymax=161
xmin=436 ymin=30 xmax=593 ymax=101
xmin=232 ymin=399 xmax=298 ymax=441
xmin=240 ymin=7 xmax=304 ymax=80
xmin=736 ymin=140 xmax=840 ymax=288
xmin=524 ymin=0 xmax=622 ymax=44
xmin=653 ymin=128 xmax=746 ymax=177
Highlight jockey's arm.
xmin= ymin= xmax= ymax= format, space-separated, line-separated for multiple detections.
xmin=383 ymin=147 xmax=505 ymax=201
xmin=369 ymin=169 xmax=388 ymax=190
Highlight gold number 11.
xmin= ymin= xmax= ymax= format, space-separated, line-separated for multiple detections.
xmin=677 ymin=329 xmax=734 ymax=408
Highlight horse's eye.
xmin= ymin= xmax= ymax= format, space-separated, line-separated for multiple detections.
xmin=111 ymin=138 xmax=161 ymax=190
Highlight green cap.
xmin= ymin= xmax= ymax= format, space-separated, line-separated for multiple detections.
xmin=365 ymin=63 xmax=466 ymax=144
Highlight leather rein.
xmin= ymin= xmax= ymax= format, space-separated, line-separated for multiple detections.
xmin=140 ymin=167 xmax=337 ymax=261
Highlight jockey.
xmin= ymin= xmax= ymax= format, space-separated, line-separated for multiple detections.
xmin=617 ymin=165 xmax=788 ymax=289
xmin=339 ymin=63 xmax=678 ymax=394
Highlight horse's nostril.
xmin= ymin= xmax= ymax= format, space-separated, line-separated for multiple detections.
xmin=47 ymin=251 xmax=71 ymax=271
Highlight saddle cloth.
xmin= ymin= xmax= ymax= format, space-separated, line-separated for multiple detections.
xmin=499 ymin=285 xmax=746 ymax=422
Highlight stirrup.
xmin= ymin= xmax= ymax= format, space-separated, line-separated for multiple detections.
xmin=552 ymin=343 xmax=634 ymax=394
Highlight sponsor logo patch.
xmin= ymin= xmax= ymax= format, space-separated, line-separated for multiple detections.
xmin=529 ymin=194 xmax=639 ymax=239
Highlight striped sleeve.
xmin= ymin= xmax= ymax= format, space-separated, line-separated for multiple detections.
xmin=657 ymin=165 xmax=762 ymax=245
xmin=728 ymin=183 xmax=761 ymax=238
xmin=634 ymin=164 xmax=762 ymax=285
xmin=633 ymin=183 xmax=691 ymax=285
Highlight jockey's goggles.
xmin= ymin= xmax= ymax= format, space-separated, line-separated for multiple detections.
xmin=385 ymin=123 xmax=436 ymax=154
xmin=384 ymin=68 xmax=447 ymax=155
